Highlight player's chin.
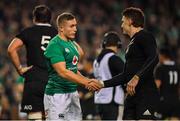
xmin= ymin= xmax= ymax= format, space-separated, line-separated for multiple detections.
xmin=69 ymin=35 xmax=75 ymax=39
xmin=122 ymin=30 xmax=126 ymax=34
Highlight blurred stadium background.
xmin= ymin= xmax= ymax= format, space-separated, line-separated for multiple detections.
xmin=0 ymin=0 xmax=180 ymax=119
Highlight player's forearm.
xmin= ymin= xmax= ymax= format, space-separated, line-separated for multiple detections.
xmin=7 ymin=50 xmax=22 ymax=72
xmin=104 ymin=72 xmax=125 ymax=87
xmin=7 ymin=38 xmax=24 ymax=74
xmin=57 ymin=69 xmax=90 ymax=86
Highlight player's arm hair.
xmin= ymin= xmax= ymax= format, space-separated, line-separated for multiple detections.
xmin=52 ymin=62 xmax=90 ymax=86
xmin=7 ymin=38 xmax=24 ymax=73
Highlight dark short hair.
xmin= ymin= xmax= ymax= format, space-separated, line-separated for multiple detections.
xmin=102 ymin=31 xmax=122 ymax=48
xmin=56 ymin=12 xmax=75 ymax=27
xmin=159 ymin=46 xmax=173 ymax=59
xmin=33 ymin=5 xmax=51 ymax=23
xmin=122 ymin=7 xmax=145 ymax=28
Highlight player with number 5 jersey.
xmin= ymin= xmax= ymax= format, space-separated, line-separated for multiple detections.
xmin=7 ymin=5 xmax=57 ymax=120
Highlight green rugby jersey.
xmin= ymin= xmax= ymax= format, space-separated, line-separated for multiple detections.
xmin=44 ymin=35 xmax=79 ymax=95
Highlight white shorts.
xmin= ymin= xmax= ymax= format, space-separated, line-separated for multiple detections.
xmin=44 ymin=91 xmax=82 ymax=121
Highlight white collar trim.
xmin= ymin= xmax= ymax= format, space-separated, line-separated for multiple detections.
xmin=35 ymin=23 xmax=51 ymax=27
xmin=163 ymin=60 xmax=175 ymax=65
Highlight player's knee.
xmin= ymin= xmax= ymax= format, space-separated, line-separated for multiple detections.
xmin=28 ymin=112 xmax=42 ymax=120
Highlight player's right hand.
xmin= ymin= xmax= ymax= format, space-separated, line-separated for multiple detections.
xmin=18 ymin=65 xmax=33 ymax=75
xmin=85 ymin=79 xmax=103 ymax=91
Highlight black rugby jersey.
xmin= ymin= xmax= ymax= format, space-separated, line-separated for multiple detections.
xmin=16 ymin=24 xmax=57 ymax=69
xmin=155 ymin=61 xmax=180 ymax=100
xmin=104 ymin=30 xmax=159 ymax=92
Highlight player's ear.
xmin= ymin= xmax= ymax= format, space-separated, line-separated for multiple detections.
xmin=59 ymin=25 xmax=64 ymax=32
xmin=128 ymin=19 xmax=132 ymax=26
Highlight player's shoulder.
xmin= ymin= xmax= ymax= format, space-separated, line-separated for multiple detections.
xmin=155 ymin=64 xmax=165 ymax=70
xmin=19 ymin=25 xmax=34 ymax=33
xmin=138 ymin=30 xmax=154 ymax=39
xmin=135 ymin=30 xmax=156 ymax=44
xmin=19 ymin=25 xmax=41 ymax=34
xmin=48 ymin=35 xmax=65 ymax=48
xmin=48 ymin=35 xmax=59 ymax=44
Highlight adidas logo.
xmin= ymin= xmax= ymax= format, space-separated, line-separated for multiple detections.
xmin=143 ymin=109 xmax=151 ymax=115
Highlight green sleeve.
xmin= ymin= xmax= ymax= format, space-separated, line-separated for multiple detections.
xmin=16 ymin=76 xmax=25 ymax=84
xmin=44 ymin=43 xmax=65 ymax=64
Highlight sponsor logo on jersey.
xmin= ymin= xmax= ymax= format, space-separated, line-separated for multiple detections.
xmin=24 ymin=105 xmax=32 ymax=110
xmin=58 ymin=114 xmax=65 ymax=119
xmin=68 ymin=67 xmax=77 ymax=70
xmin=72 ymin=55 xmax=78 ymax=65
xmin=65 ymin=48 xmax=70 ymax=53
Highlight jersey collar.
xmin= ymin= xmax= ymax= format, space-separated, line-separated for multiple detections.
xmin=163 ymin=60 xmax=175 ymax=65
xmin=35 ymin=23 xmax=51 ymax=27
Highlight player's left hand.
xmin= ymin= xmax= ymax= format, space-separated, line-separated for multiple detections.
xmin=18 ymin=65 xmax=33 ymax=75
xmin=126 ymin=75 xmax=139 ymax=96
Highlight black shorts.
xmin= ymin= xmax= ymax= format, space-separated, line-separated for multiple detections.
xmin=96 ymin=103 xmax=119 ymax=120
xmin=158 ymin=99 xmax=180 ymax=119
xmin=123 ymin=89 xmax=161 ymax=120
xmin=21 ymin=66 xmax=48 ymax=113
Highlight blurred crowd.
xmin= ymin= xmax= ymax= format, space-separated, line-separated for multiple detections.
xmin=0 ymin=0 xmax=180 ymax=119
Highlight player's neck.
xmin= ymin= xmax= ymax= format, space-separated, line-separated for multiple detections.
xmin=129 ymin=27 xmax=143 ymax=38
xmin=105 ymin=46 xmax=118 ymax=53
xmin=58 ymin=33 xmax=68 ymax=41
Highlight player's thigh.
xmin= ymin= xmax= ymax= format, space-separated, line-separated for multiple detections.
xmin=22 ymin=67 xmax=48 ymax=111
xmin=21 ymin=81 xmax=47 ymax=112
xmin=98 ymin=104 xmax=119 ymax=120
xmin=44 ymin=93 xmax=71 ymax=120
xmin=123 ymin=96 xmax=136 ymax=120
xmin=136 ymin=95 xmax=160 ymax=120
xmin=67 ymin=91 xmax=82 ymax=120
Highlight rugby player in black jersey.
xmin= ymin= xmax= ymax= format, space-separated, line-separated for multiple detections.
xmin=7 ymin=5 xmax=57 ymax=120
xmin=155 ymin=47 xmax=180 ymax=120
xmin=88 ymin=7 xmax=160 ymax=120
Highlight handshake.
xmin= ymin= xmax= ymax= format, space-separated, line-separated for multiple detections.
xmin=85 ymin=79 xmax=104 ymax=91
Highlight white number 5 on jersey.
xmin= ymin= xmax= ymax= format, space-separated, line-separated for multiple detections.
xmin=41 ymin=35 xmax=51 ymax=51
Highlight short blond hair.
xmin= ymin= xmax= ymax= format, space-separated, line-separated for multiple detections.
xmin=56 ymin=12 xmax=75 ymax=27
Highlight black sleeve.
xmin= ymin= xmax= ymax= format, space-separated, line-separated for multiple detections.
xmin=135 ymin=34 xmax=159 ymax=79
xmin=15 ymin=28 xmax=28 ymax=44
xmin=109 ymin=55 xmax=124 ymax=76
xmin=104 ymin=63 xmax=126 ymax=87
xmin=154 ymin=65 xmax=163 ymax=80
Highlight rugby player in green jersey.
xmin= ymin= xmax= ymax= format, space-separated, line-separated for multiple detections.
xmin=43 ymin=12 xmax=100 ymax=120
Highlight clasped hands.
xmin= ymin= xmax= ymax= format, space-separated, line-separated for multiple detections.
xmin=85 ymin=79 xmax=103 ymax=91
xmin=84 ymin=74 xmax=140 ymax=95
